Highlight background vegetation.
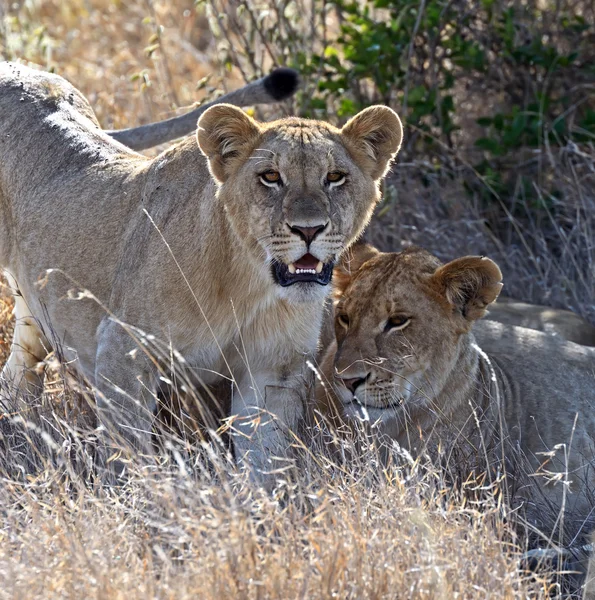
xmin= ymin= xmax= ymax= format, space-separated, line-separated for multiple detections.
xmin=0 ymin=0 xmax=593 ymax=597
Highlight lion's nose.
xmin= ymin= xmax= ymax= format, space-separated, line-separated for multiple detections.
xmin=288 ymin=222 xmax=328 ymax=245
xmin=340 ymin=374 xmax=369 ymax=394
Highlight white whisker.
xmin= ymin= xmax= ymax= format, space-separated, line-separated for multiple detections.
xmin=253 ymin=148 xmax=276 ymax=155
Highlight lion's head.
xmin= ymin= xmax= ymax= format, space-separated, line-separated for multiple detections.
xmin=325 ymin=244 xmax=503 ymax=425
xmin=196 ymin=105 xmax=403 ymax=303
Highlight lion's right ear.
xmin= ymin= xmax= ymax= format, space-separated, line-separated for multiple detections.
xmin=341 ymin=105 xmax=403 ymax=180
xmin=334 ymin=243 xmax=381 ymax=296
xmin=432 ymin=256 xmax=503 ymax=322
xmin=197 ymin=104 xmax=262 ymax=183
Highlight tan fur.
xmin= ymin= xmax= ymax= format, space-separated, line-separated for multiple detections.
xmin=486 ymin=297 xmax=595 ymax=347
xmin=317 ymin=244 xmax=595 ymax=542
xmin=0 ymin=63 xmax=403 ymax=479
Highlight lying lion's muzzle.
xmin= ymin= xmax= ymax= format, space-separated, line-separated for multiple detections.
xmin=271 ymin=253 xmax=334 ymax=286
xmin=335 ymin=372 xmax=407 ymax=410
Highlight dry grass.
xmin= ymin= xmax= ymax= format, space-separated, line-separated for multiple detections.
xmin=0 ymin=0 xmax=247 ymax=137
xmin=0 ymin=412 xmax=554 ymax=600
xmin=0 ymin=1 xmax=592 ymax=598
xmin=0 ymin=284 xmax=13 ymax=367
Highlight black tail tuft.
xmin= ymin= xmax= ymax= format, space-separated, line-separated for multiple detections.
xmin=263 ymin=68 xmax=300 ymax=101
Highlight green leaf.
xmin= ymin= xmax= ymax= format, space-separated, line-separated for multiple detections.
xmin=407 ymin=85 xmax=426 ymax=105
xmin=475 ymin=137 xmax=503 ymax=155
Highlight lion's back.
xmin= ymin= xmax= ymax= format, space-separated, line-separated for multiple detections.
xmin=0 ymin=62 xmax=138 ymax=178
xmin=0 ymin=62 xmax=144 ymax=266
xmin=486 ymin=298 xmax=595 ymax=346
xmin=474 ymin=320 xmax=595 ymax=536
xmin=475 ymin=319 xmax=594 ymax=414
xmin=0 ymin=62 xmax=100 ymax=126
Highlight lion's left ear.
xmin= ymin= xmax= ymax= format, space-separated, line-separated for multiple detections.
xmin=341 ymin=105 xmax=403 ymax=180
xmin=197 ymin=104 xmax=262 ymax=182
xmin=334 ymin=243 xmax=381 ymax=296
xmin=432 ymin=256 xmax=503 ymax=321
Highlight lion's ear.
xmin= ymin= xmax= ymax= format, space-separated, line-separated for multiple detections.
xmin=197 ymin=104 xmax=261 ymax=182
xmin=433 ymin=256 xmax=503 ymax=321
xmin=334 ymin=243 xmax=381 ymax=296
xmin=341 ymin=106 xmax=403 ymax=180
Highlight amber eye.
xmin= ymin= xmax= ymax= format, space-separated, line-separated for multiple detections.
xmin=337 ymin=313 xmax=350 ymax=328
xmin=260 ymin=170 xmax=281 ymax=185
xmin=326 ymin=172 xmax=346 ymax=186
xmin=384 ymin=315 xmax=410 ymax=332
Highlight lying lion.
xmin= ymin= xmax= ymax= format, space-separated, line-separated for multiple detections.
xmin=0 ymin=63 xmax=403 ymax=480
xmin=487 ymin=297 xmax=595 ymax=347
xmin=317 ymin=243 xmax=595 ymax=543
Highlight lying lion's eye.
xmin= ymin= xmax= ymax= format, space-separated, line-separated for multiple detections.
xmin=326 ymin=172 xmax=346 ymax=187
xmin=260 ymin=170 xmax=282 ymax=186
xmin=384 ymin=315 xmax=410 ymax=332
xmin=337 ymin=313 xmax=350 ymax=328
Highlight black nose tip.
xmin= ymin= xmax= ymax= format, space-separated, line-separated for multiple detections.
xmin=341 ymin=376 xmax=368 ymax=394
xmin=289 ymin=223 xmax=328 ymax=245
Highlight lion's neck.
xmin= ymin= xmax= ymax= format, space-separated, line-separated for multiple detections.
xmin=427 ymin=332 xmax=504 ymax=453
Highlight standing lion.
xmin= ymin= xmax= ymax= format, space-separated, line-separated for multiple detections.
xmin=0 ymin=63 xmax=403 ymax=482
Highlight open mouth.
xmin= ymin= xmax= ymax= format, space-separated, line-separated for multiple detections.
xmin=271 ymin=253 xmax=334 ymax=287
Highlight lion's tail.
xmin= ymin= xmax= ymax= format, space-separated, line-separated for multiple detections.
xmin=107 ymin=68 xmax=299 ymax=152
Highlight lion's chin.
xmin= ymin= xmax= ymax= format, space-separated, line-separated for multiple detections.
xmin=342 ymin=401 xmax=404 ymax=438
xmin=275 ymin=279 xmax=331 ymax=304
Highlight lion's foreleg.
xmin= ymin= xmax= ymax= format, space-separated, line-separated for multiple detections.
xmin=94 ymin=319 xmax=158 ymax=464
xmin=231 ymin=367 xmax=309 ymax=487
xmin=0 ymin=281 xmax=49 ymax=415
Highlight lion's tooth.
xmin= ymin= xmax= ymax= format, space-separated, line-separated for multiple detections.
xmin=315 ymin=261 xmax=323 ymax=274
xmin=288 ymin=263 xmax=296 ymax=274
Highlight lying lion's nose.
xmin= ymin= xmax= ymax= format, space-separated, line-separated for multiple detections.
xmin=340 ymin=374 xmax=369 ymax=394
xmin=288 ymin=222 xmax=328 ymax=245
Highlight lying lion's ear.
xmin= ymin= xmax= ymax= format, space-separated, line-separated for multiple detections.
xmin=197 ymin=104 xmax=262 ymax=182
xmin=433 ymin=256 xmax=503 ymax=321
xmin=341 ymin=106 xmax=403 ymax=180
xmin=334 ymin=243 xmax=381 ymax=296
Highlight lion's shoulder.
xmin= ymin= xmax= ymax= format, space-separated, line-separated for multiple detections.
xmin=0 ymin=62 xmax=139 ymax=165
